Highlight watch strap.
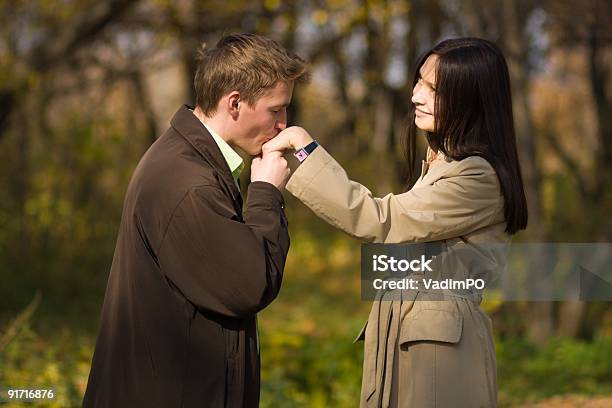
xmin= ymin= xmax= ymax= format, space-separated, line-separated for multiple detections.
xmin=294 ymin=140 xmax=319 ymax=162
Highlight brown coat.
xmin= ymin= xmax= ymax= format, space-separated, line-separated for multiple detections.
xmin=286 ymin=146 xmax=509 ymax=408
xmin=83 ymin=106 xmax=290 ymax=408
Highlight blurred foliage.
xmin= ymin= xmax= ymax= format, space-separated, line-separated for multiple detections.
xmin=497 ymin=336 xmax=612 ymax=406
xmin=258 ymin=225 xmax=368 ymax=407
xmin=4 ymin=217 xmax=612 ymax=406
xmin=1 ymin=323 xmax=93 ymax=407
xmin=1 ymin=0 xmax=611 ymax=406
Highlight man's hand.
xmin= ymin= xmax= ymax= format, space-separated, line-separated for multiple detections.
xmin=251 ymin=150 xmax=291 ymax=190
xmin=262 ymin=126 xmax=314 ymax=154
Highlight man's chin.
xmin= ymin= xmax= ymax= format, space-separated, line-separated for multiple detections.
xmin=248 ymin=146 xmax=263 ymax=157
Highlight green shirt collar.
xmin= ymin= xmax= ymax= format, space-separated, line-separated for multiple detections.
xmin=196 ymin=116 xmax=244 ymax=181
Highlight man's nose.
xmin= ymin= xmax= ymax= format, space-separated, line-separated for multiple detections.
xmin=276 ymin=111 xmax=288 ymax=130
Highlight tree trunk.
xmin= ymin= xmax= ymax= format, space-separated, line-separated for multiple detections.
xmin=502 ymin=0 xmax=553 ymax=346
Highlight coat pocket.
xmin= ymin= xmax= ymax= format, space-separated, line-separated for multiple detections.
xmin=399 ymin=308 xmax=463 ymax=345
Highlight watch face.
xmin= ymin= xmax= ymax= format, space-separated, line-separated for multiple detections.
xmin=295 ymin=150 xmax=308 ymax=161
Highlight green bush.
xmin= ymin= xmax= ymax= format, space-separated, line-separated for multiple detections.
xmin=498 ymin=336 xmax=612 ymax=406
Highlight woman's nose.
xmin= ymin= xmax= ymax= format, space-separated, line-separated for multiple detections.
xmin=412 ymin=83 xmax=427 ymax=104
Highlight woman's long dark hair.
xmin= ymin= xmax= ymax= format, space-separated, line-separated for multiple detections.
xmin=404 ymin=37 xmax=528 ymax=234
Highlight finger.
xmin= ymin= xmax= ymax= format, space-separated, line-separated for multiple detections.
xmin=262 ymin=142 xmax=278 ymax=154
xmin=265 ymin=150 xmax=282 ymax=159
xmin=262 ymin=141 xmax=283 ymax=153
xmin=265 ymin=134 xmax=292 ymax=152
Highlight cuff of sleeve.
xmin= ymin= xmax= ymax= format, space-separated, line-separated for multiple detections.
xmin=247 ymin=181 xmax=286 ymax=210
xmin=286 ymin=146 xmax=331 ymax=197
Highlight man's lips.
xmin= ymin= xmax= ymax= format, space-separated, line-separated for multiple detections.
xmin=264 ymin=132 xmax=281 ymax=143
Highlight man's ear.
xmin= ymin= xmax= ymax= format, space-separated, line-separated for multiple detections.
xmin=227 ymin=91 xmax=241 ymax=119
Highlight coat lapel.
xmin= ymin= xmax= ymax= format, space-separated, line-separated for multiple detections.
xmin=170 ymin=105 xmax=243 ymax=213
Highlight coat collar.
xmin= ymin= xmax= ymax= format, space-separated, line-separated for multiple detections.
xmin=417 ymin=146 xmax=456 ymax=186
xmin=426 ymin=145 xmax=452 ymax=164
xmin=170 ymin=105 xmax=242 ymax=201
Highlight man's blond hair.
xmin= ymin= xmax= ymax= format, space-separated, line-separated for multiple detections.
xmin=194 ymin=33 xmax=309 ymax=116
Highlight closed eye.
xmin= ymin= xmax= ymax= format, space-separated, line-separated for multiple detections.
xmin=418 ymin=77 xmax=436 ymax=92
xmin=271 ymin=104 xmax=289 ymax=112
xmin=271 ymin=107 xmax=287 ymax=114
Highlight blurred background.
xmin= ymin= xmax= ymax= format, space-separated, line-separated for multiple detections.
xmin=1 ymin=0 xmax=611 ymax=406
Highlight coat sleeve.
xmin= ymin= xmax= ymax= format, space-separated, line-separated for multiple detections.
xmin=286 ymin=146 xmax=503 ymax=244
xmin=157 ymin=181 xmax=290 ymax=318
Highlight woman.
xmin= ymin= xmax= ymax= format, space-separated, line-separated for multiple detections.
xmin=263 ymin=37 xmax=527 ymax=407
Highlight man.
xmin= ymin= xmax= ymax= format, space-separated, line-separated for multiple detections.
xmin=83 ymin=33 xmax=308 ymax=407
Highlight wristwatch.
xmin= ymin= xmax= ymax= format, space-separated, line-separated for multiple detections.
xmin=293 ymin=140 xmax=319 ymax=163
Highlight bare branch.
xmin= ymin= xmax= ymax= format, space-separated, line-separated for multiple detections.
xmin=30 ymin=0 xmax=141 ymax=72
xmin=0 ymin=291 xmax=41 ymax=353
xmin=540 ymin=118 xmax=590 ymax=198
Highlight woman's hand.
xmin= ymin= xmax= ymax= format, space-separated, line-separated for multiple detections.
xmin=263 ymin=126 xmax=314 ymax=154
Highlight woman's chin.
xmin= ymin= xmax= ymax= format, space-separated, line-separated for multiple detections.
xmin=414 ymin=120 xmax=434 ymax=132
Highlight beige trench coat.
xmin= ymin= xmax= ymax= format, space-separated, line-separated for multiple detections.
xmin=286 ymin=146 xmax=510 ymax=408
